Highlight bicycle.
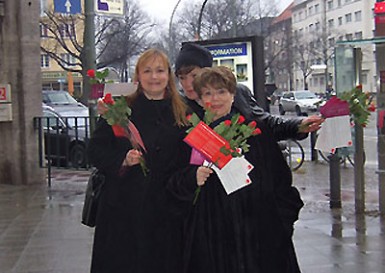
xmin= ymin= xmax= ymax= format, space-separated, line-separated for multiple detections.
xmin=318 ymin=146 xmax=366 ymax=167
xmin=279 ymin=139 xmax=305 ymax=171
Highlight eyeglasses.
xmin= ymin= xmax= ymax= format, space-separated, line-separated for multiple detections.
xmin=201 ymin=88 xmax=230 ymax=99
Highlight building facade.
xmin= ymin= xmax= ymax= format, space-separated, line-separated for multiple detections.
xmin=291 ymin=0 xmax=376 ymax=93
xmin=40 ymin=0 xmax=84 ymax=98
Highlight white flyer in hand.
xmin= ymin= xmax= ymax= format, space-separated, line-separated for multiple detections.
xmin=207 ymin=156 xmax=254 ymax=195
xmin=315 ymin=115 xmax=352 ymax=153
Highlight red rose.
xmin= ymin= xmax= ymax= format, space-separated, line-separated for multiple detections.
xmin=237 ymin=115 xmax=245 ymax=124
xmin=103 ymin=93 xmax=114 ymax=105
xmin=205 ymin=102 xmax=212 ymax=109
xmin=224 ymin=120 xmax=231 ymax=126
xmin=368 ymin=103 xmax=376 ymax=112
xmin=357 ymin=84 xmax=363 ymax=90
xmin=248 ymin=121 xmax=257 ymax=128
xmin=252 ymin=128 xmax=262 ymax=135
xmin=87 ymin=69 xmax=96 ymax=78
xmin=186 ymin=114 xmax=192 ymax=121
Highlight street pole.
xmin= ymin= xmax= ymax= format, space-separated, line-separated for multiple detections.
xmin=196 ymin=0 xmax=208 ymax=40
xmin=329 ymin=153 xmax=341 ymax=208
xmin=84 ymin=0 xmax=96 ymax=133
xmin=353 ymin=48 xmax=365 ymax=214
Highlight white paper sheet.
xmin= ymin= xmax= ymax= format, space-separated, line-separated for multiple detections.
xmin=315 ymin=115 xmax=352 ymax=153
xmin=206 ymin=157 xmax=254 ymax=195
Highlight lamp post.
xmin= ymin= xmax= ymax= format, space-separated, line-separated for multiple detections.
xmin=196 ymin=0 xmax=209 ymax=40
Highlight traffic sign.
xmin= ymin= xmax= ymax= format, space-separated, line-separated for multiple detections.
xmin=96 ymin=0 xmax=124 ymax=16
xmin=54 ymin=0 xmax=81 ymax=15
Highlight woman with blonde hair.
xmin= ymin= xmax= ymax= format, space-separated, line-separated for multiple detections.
xmin=88 ymin=48 xmax=189 ymax=273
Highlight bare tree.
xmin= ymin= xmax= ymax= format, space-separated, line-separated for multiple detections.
xmin=40 ymin=12 xmax=84 ymax=73
xmin=292 ymin=32 xmax=319 ymax=90
xmin=97 ymin=0 xmax=155 ymax=81
xmin=40 ymin=0 xmax=154 ymax=88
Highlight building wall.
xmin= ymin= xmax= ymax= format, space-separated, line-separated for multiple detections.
xmin=291 ymin=0 xmax=376 ymax=93
xmin=0 ymin=0 xmax=44 ymax=184
xmin=40 ymin=0 xmax=84 ymax=98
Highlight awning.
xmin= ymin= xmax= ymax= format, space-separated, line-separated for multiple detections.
xmin=336 ymin=37 xmax=385 ymax=45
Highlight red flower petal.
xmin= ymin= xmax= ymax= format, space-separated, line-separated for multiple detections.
xmin=252 ymin=128 xmax=262 ymax=135
xmin=237 ymin=115 xmax=245 ymax=124
xmin=186 ymin=114 xmax=192 ymax=121
xmin=87 ymin=69 xmax=96 ymax=78
xmin=103 ymin=93 xmax=114 ymax=105
xmin=224 ymin=120 xmax=231 ymax=126
xmin=248 ymin=121 xmax=257 ymax=128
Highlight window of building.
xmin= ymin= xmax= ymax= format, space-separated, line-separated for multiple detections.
xmin=320 ymin=76 xmax=325 ymax=87
xmin=355 ymin=31 xmax=363 ymax=40
xmin=315 ymin=22 xmax=320 ymax=31
xmin=362 ymin=73 xmax=368 ymax=85
xmin=355 ymin=11 xmax=362 ymax=22
xmin=314 ymin=77 xmax=319 ymax=86
xmin=315 ymin=4 xmax=320 ymax=13
xmin=299 ymin=11 xmax=303 ymax=20
xmin=328 ymin=1 xmax=334 ymax=10
xmin=338 ymin=16 xmax=343 ymax=25
xmin=328 ymin=19 xmax=334 ymax=28
xmin=346 ymin=33 xmax=353 ymax=40
xmin=338 ymin=35 xmax=344 ymax=41
xmin=60 ymin=53 xmax=77 ymax=67
xmin=309 ymin=6 xmax=313 ymax=15
xmin=40 ymin=23 xmax=48 ymax=37
xmin=345 ymin=13 xmax=352 ymax=23
xmin=329 ymin=37 xmax=335 ymax=47
xmin=59 ymin=23 xmax=75 ymax=38
xmin=41 ymin=54 xmax=50 ymax=68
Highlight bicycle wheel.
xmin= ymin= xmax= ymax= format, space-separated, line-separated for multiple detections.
xmin=346 ymin=151 xmax=366 ymax=167
xmin=318 ymin=150 xmax=345 ymax=164
xmin=285 ymin=140 xmax=305 ymax=171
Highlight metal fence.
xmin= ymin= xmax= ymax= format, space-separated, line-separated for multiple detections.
xmin=33 ymin=115 xmax=96 ymax=186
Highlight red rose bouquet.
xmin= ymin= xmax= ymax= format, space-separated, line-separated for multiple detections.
xmin=100 ymin=93 xmax=148 ymax=175
xmin=339 ymin=84 xmax=376 ymax=127
xmin=185 ymin=105 xmax=262 ymax=203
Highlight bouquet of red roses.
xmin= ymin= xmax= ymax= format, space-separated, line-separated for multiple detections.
xmin=101 ymin=93 xmax=148 ymax=175
xmin=184 ymin=104 xmax=262 ymax=203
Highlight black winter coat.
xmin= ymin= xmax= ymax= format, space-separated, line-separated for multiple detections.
xmin=87 ymin=93 xmax=187 ymax=273
xmin=167 ymin=114 xmax=304 ymax=273
xmin=185 ymin=84 xmax=306 ymax=141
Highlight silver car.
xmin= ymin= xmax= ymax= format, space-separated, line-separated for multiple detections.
xmin=279 ymin=90 xmax=322 ymax=116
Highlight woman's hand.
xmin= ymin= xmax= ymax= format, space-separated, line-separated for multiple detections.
xmin=196 ymin=166 xmax=213 ymax=186
xmin=123 ymin=149 xmax=143 ymax=167
xmin=298 ymin=115 xmax=324 ymax=133
xmin=97 ymin=98 xmax=108 ymax=115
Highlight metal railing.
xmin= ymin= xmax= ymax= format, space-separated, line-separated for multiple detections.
xmin=33 ymin=116 xmax=96 ymax=186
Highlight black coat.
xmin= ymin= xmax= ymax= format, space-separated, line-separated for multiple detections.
xmin=167 ymin=115 xmax=304 ymax=273
xmin=87 ymin=93 xmax=187 ymax=273
xmin=185 ymin=84 xmax=306 ymax=141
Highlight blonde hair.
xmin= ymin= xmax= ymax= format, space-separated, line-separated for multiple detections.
xmin=127 ymin=48 xmax=188 ymax=126
xmin=193 ymin=66 xmax=237 ymax=98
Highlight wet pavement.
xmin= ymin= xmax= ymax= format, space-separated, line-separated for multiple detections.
xmin=1 ymin=162 xmax=385 ymax=273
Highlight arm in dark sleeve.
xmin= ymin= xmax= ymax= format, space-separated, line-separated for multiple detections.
xmin=87 ymin=118 xmax=132 ymax=176
xmin=234 ymin=84 xmax=307 ymax=141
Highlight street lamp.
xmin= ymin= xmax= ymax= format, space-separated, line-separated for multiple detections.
xmin=196 ymin=0 xmax=209 ymax=40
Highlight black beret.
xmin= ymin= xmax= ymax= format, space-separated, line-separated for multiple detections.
xmin=175 ymin=43 xmax=213 ymax=73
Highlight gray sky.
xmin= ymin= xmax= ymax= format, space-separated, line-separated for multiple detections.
xmin=140 ymin=0 xmax=293 ymax=25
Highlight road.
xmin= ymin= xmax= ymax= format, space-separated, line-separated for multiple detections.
xmin=269 ymin=105 xmax=378 ymax=167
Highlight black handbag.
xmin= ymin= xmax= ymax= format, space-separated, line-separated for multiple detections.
xmin=81 ymin=169 xmax=105 ymax=227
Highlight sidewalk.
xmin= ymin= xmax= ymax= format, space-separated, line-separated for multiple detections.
xmin=0 ymin=162 xmax=384 ymax=273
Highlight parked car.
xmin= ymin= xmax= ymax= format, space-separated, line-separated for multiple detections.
xmin=279 ymin=90 xmax=322 ymax=116
xmin=40 ymin=104 xmax=90 ymax=168
xmin=42 ymin=90 xmax=88 ymax=115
